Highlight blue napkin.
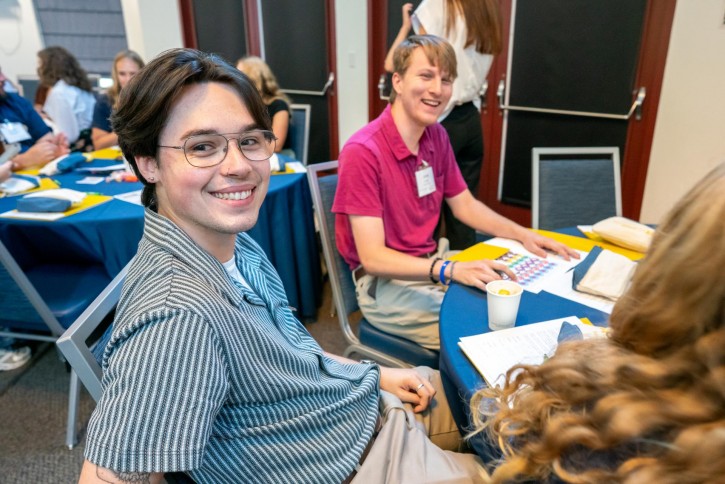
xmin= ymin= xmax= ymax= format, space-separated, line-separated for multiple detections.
xmin=56 ymin=153 xmax=87 ymax=172
xmin=557 ymin=321 xmax=583 ymax=344
xmin=16 ymin=197 xmax=71 ymax=212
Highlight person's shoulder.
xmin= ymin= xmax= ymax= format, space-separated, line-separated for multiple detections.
xmin=4 ymin=92 xmax=33 ymax=110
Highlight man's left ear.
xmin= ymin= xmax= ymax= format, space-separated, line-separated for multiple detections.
xmin=135 ymin=155 xmax=158 ymax=183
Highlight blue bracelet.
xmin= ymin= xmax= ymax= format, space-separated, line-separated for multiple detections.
xmin=439 ymin=260 xmax=451 ymax=285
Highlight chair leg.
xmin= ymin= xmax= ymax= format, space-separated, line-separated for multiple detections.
xmin=66 ymin=369 xmax=81 ymax=449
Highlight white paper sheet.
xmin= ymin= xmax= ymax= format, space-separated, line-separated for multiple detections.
xmin=459 ymin=317 xmax=606 ymax=387
xmin=113 ymin=190 xmax=143 ymax=206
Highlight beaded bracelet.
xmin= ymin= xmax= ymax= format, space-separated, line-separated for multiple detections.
xmin=428 ymin=257 xmax=442 ymax=283
xmin=439 ymin=260 xmax=451 ymax=286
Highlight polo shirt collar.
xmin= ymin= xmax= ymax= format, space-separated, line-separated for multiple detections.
xmin=380 ymin=104 xmax=432 ymax=162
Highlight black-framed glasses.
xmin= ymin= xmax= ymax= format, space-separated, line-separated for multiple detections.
xmin=158 ymin=129 xmax=276 ymax=168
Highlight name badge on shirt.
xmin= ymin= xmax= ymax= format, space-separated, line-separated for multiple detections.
xmin=415 ymin=160 xmax=436 ymax=198
xmin=0 ymin=122 xmax=31 ymax=144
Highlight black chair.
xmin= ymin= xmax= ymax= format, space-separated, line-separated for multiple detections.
xmin=289 ymin=104 xmax=311 ymax=165
xmin=307 ymin=161 xmax=439 ymax=368
xmin=531 ymin=147 xmax=622 ymax=230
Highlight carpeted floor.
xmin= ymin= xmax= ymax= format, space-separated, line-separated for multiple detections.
xmin=0 ymin=279 xmax=358 ymax=483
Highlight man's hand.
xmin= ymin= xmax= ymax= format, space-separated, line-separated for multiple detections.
xmin=79 ymin=460 xmax=164 ymax=483
xmin=379 ymin=367 xmax=435 ymax=413
xmin=12 ymin=132 xmax=70 ymax=170
xmin=519 ymin=231 xmax=580 ymax=261
xmin=450 ymin=259 xmax=517 ymax=292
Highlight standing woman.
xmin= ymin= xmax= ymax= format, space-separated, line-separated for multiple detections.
xmin=37 ymin=46 xmax=96 ymax=151
xmin=385 ymin=0 xmax=502 ymax=250
xmin=236 ymin=56 xmax=292 ymax=153
xmin=92 ymin=50 xmax=144 ymax=149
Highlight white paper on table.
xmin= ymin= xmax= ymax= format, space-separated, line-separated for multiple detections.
xmin=0 ymin=176 xmax=39 ymax=195
xmin=542 ymin=270 xmax=615 ymax=314
xmin=24 ymin=188 xmax=86 ymax=203
xmin=114 ymin=189 xmax=143 ymax=206
xmin=459 ymin=316 xmax=606 ymax=387
xmin=285 ymin=161 xmax=307 ymax=173
xmin=76 ymin=176 xmax=105 ymax=185
xmin=483 ymin=237 xmax=585 ymax=294
xmin=0 ymin=209 xmax=66 ymax=221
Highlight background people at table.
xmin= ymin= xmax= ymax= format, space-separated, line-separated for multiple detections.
xmin=333 ymin=35 xmax=576 ymax=351
xmin=37 ymin=46 xmax=96 ymax=151
xmin=236 ymin=56 xmax=293 ymax=154
xmin=385 ymin=0 xmax=502 ymax=250
xmin=79 ymin=48 xmax=483 ymax=483
xmin=0 ymin=66 xmax=69 ymax=171
xmin=91 ymin=50 xmax=144 ymax=149
xmin=470 ymin=162 xmax=725 ymax=483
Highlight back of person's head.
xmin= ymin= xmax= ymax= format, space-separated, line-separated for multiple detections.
xmin=37 ymin=46 xmax=92 ymax=92
xmin=471 ymin=163 xmax=725 ymax=483
xmin=112 ymin=48 xmax=270 ymax=210
xmin=108 ymin=50 xmax=145 ymax=107
xmin=389 ymin=35 xmax=457 ymax=104
xmin=235 ymin=56 xmax=290 ymax=106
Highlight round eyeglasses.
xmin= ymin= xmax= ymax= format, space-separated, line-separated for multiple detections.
xmin=158 ymin=130 xmax=277 ymax=168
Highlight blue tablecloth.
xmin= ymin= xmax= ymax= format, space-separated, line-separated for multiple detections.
xmin=438 ymin=239 xmax=610 ymax=458
xmin=0 ymin=160 xmax=321 ymax=320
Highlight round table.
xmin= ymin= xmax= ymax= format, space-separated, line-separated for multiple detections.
xmin=0 ymin=160 xmax=321 ymax=320
xmin=439 ymin=252 xmax=610 ymax=459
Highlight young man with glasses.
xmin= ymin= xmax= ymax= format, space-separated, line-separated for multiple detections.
xmin=80 ymin=48 xmax=485 ymax=483
xmin=333 ymin=35 xmax=577 ymax=351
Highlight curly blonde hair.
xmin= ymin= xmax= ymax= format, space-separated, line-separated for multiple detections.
xmin=471 ymin=163 xmax=725 ymax=483
xmin=235 ymin=56 xmax=291 ymax=107
xmin=37 ymin=46 xmax=92 ymax=92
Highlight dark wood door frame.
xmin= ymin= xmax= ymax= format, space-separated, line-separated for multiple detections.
xmin=367 ymin=0 xmax=676 ymax=224
xmin=177 ymin=0 xmax=339 ymax=160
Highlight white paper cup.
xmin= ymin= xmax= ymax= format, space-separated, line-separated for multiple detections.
xmin=486 ymin=280 xmax=523 ymax=331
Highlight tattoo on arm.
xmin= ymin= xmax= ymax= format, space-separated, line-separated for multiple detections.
xmin=96 ymin=467 xmax=154 ymax=483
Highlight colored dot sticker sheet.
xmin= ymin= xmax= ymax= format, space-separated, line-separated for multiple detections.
xmin=484 ymin=237 xmax=583 ymax=294
xmin=498 ymin=251 xmax=557 ymax=289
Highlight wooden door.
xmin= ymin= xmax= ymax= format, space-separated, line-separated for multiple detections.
xmin=368 ymin=0 xmax=675 ymax=224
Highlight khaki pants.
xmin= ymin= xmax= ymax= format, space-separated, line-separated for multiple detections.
xmin=353 ymin=367 xmax=487 ymax=483
xmin=354 ymin=240 xmax=457 ymax=351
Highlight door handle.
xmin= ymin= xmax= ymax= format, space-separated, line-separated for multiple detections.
xmin=282 ymin=72 xmax=335 ymax=97
xmin=378 ymin=74 xmax=390 ymax=101
xmin=497 ymin=80 xmax=646 ymax=121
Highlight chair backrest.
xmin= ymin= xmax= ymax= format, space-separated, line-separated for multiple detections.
xmin=56 ymin=263 xmax=128 ymax=401
xmin=532 ymin=147 xmax=622 ymax=230
xmin=306 ymin=161 xmax=360 ymax=344
xmin=289 ymin=104 xmax=311 ymax=166
xmin=0 ymin=239 xmax=65 ymax=338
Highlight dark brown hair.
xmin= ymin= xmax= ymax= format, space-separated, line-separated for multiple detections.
xmin=111 ymin=48 xmax=271 ymax=209
xmin=389 ymin=34 xmax=457 ymax=104
xmin=37 ymin=46 xmax=93 ymax=92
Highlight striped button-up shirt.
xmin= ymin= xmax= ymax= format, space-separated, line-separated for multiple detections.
xmin=85 ymin=209 xmax=380 ymax=483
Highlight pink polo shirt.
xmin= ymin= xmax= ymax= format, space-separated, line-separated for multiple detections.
xmin=332 ymin=105 xmax=467 ymax=270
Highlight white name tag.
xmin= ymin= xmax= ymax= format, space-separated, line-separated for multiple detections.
xmin=0 ymin=122 xmax=31 ymax=144
xmin=415 ymin=161 xmax=436 ymax=198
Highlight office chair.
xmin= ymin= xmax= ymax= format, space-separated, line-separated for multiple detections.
xmin=289 ymin=104 xmax=311 ymax=166
xmin=0 ymin=238 xmax=112 ymax=448
xmin=532 ymin=147 xmax=622 ymax=230
xmin=307 ymin=161 xmax=439 ymax=368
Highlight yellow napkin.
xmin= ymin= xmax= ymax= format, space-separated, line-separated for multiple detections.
xmin=447 ymin=242 xmax=510 ymax=262
xmin=533 ymin=229 xmax=645 ymax=261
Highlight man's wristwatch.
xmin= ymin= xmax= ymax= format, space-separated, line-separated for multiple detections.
xmin=359 ymin=359 xmax=378 ymax=366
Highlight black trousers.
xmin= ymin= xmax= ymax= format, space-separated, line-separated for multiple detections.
xmin=439 ymin=102 xmax=484 ymax=250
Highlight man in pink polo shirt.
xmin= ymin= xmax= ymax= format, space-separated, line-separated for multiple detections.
xmin=333 ymin=35 xmax=577 ymax=350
